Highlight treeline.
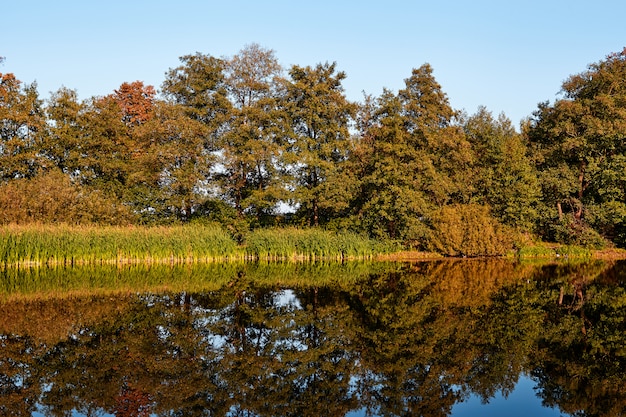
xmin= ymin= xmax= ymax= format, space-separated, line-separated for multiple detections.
xmin=1 ymin=44 xmax=626 ymax=252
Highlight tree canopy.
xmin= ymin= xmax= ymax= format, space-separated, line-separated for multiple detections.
xmin=2 ymin=45 xmax=626 ymax=250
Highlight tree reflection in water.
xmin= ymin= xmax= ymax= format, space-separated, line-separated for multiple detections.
xmin=0 ymin=259 xmax=625 ymax=416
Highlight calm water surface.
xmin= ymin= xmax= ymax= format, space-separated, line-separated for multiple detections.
xmin=2 ymin=259 xmax=625 ymax=416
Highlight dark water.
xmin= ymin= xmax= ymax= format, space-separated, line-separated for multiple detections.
xmin=2 ymin=259 xmax=626 ymax=416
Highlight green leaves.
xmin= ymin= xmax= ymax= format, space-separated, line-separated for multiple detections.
xmin=2 ymin=46 xmax=626 ymax=250
xmin=284 ymin=62 xmax=356 ymax=226
xmin=526 ymin=49 xmax=626 ymax=246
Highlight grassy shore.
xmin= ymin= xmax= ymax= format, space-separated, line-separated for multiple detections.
xmin=0 ymin=223 xmax=240 ymax=266
xmin=0 ymin=224 xmax=390 ymax=267
xmin=0 ymin=224 xmax=624 ymax=267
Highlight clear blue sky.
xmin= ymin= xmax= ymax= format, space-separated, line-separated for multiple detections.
xmin=2 ymin=0 xmax=624 ymax=127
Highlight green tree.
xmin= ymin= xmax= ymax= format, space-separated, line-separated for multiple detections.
xmin=0 ymin=73 xmax=46 ymax=182
xmin=464 ymin=107 xmax=540 ymax=231
xmin=284 ymin=62 xmax=356 ymax=226
xmin=66 ymin=82 xmax=164 ymax=222
xmin=355 ymin=64 xmax=472 ymax=244
xmin=161 ymin=52 xmax=231 ymax=222
xmin=526 ymin=48 xmax=626 ymax=246
xmin=399 ymin=64 xmax=474 ymax=205
xmin=218 ymin=43 xmax=287 ymax=222
xmin=43 ymin=87 xmax=85 ymax=174
xmin=39 ymin=86 xmax=137 ymax=224
xmin=131 ymin=100 xmax=214 ymax=222
xmin=161 ymin=52 xmax=230 ymax=138
xmin=356 ymin=90 xmax=433 ymax=242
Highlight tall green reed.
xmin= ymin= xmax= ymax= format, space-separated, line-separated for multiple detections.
xmin=0 ymin=223 xmax=241 ymax=266
xmin=244 ymin=227 xmax=389 ymax=260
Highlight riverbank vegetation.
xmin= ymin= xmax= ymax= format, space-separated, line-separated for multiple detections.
xmin=2 ymin=46 xmax=626 ymax=257
xmin=1 ymin=223 xmax=623 ymax=268
xmin=0 ymin=224 xmax=390 ymax=267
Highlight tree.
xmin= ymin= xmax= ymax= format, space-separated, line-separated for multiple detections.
xmin=464 ymin=107 xmax=540 ymax=231
xmin=356 ymin=90 xmax=433 ymax=242
xmin=0 ymin=73 xmax=46 ymax=182
xmin=284 ymin=62 xmax=356 ymax=226
xmin=526 ymin=48 xmax=626 ymax=246
xmin=111 ymin=81 xmax=156 ymax=127
xmin=355 ymin=64 xmax=472 ymax=244
xmin=44 ymin=87 xmax=85 ymax=174
xmin=71 ymin=83 xmax=163 ymax=219
xmin=218 ymin=44 xmax=287 ymax=221
xmin=161 ymin=52 xmax=231 ymax=221
xmin=399 ymin=64 xmax=474 ymax=205
xmin=133 ymin=100 xmax=216 ymax=222
xmin=161 ymin=52 xmax=230 ymax=136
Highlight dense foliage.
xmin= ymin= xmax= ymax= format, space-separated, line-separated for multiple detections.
xmin=2 ymin=45 xmax=626 ymax=252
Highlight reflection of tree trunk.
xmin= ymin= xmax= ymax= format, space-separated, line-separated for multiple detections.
xmin=235 ymin=290 xmax=247 ymax=351
xmin=182 ymin=292 xmax=191 ymax=313
xmin=558 ymin=287 xmax=564 ymax=305
xmin=572 ymin=280 xmax=588 ymax=335
xmin=575 ymin=285 xmax=584 ymax=304
xmin=308 ymin=287 xmax=319 ymax=348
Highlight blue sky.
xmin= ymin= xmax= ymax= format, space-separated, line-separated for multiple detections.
xmin=2 ymin=0 xmax=625 ymax=127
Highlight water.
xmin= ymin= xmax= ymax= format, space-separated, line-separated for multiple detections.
xmin=2 ymin=259 xmax=625 ymax=416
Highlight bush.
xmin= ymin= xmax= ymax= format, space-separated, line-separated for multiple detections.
xmin=550 ymin=214 xmax=608 ymax=249
xmin=0 ymin=171 xmax=135 ymax=225
xmin=429 ymin=204 xmax=514 ymax=257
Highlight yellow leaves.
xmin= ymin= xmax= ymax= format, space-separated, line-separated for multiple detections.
xmin=430 ymin=204 xmax=514 ymax=257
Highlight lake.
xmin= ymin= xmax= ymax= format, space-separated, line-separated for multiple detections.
xmin=1 ymin=259 xmax=625 ymax=416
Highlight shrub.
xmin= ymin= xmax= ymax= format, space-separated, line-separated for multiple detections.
xmin=429 ymin=204 xmax=514 ymax=257
xmin=550 ymin=214 xmax=608 ymax=249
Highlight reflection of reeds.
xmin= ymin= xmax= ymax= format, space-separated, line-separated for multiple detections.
xmin=0 ymin=261 xmax=396 ymax=301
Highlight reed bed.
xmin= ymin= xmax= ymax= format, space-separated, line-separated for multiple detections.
xmin=244 ymin=227 xmax=389 ymax=260
xmin=0 ymin=224 xmax=391 ymax=267
xmin=0 ymin=223 xmax=241 ymax=267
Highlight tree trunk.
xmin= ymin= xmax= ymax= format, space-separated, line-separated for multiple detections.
xmin=575 ymin=161 xmax=586 ymax=222
xmin=312 ymin=197 xmax=319 ymax=227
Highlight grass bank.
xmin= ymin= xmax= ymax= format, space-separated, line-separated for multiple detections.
xmin=516 ymin=242 xmax=626 ymax=260
xmin=0 ymin=224 xmax=240 ymax=266
xmin=0 ymin=224 xmax=390 ymax=267
xmin=244 ymin=227 xmax=390 ymax=261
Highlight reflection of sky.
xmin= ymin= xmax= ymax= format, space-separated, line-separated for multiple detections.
xmin=274 ymin=289 xmax=302 ymax=309
xmin=29 ymin=289 xmax=568 ymax=417
xmin=345 ymin=376 xmax=564 ymax=417
xmin=31 ymin=368 xmax=566 ymax=417
xmin=450 ymin=376 xmax=564 ymax=417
